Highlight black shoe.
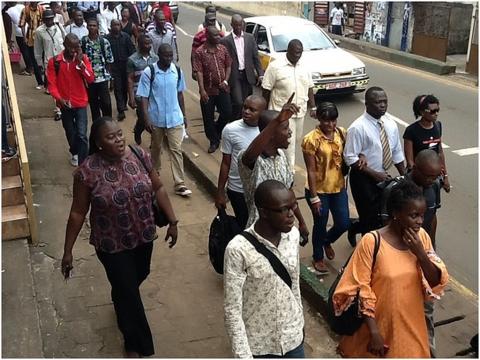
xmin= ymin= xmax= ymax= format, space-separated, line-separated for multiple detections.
xmin=117 ymin=112 xmax=126 ymax=121
xmin=208 ymin=143 xmax=219 ymax=153
xmin=348 ymin=218 xmax=360 ymax=247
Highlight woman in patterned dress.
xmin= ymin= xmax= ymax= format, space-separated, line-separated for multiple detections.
xmin=61 ymin=117 xmax=178 ymax=357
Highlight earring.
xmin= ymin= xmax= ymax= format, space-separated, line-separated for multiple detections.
xmin=99 ymin=146 xmax=103 ymax=150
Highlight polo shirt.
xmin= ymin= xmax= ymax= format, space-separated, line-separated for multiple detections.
xmin=136 ymin=62 xmax=186 ymax=129
xmin=147 ymin=28 xmax=177 ymax=58
xmin=127 ymin=51 xmax=159 ymax=97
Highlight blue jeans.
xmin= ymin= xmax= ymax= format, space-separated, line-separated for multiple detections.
xmin=61 ymin=107 xmax=89 ymax=164
xmin=305 ymin=188 xmax=350 ymax=261
xmin=254 ymin=342 xmax=305 ymax=358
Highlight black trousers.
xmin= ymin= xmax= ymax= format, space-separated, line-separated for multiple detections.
xmin=199 ymin=89 xmax=232 ymax=145
xmin=331 ymin=25 xmax=343 ymax=36
xmin=227 ymin=188 xmax=249 ymax=230
xmin=26 ymin=45 xmax=44 ymax=86
xmin=96 ymin=242 xmax=155 ymax=357
xmin=112 ymin=63 xmax=128 ymax=114
xmin=16 ymin=36 xmax=32 ymax=70
xmin=349 ymin=168 xmax=383 ymax=235
xmin=133 ymin=97 xmax=147 ymax=137
xmin=87 ymin=81 xmax=112 ymax=121
xmin=230 ymin=71 xmax=253 ymax=120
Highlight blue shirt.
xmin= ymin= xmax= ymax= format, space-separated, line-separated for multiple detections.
xmin=136 ymin=62 xmax=186 ymax=129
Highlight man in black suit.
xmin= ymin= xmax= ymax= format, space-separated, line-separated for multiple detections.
xmin=221 ymin=14 xmax=264 ymax=120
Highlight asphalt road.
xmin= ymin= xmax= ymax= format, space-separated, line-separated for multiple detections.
xmin=174 ymin=3 xmax=478 ymax=294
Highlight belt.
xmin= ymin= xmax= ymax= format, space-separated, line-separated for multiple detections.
xmin=238 ymin=69 xmax=245 ymax=73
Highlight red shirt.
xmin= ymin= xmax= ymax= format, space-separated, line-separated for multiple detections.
xmin=193 ymin=43 xmax=232 ymax=96
xmin=47 ymin=52 xmax=95 ymax=108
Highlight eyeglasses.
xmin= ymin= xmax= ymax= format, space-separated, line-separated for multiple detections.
xmin=425 ymin=108 xmax=440 ymax=114
xmin=262 ymin=202 xmax=298 ymax=215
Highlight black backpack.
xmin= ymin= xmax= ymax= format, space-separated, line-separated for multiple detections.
xmin=326 ymin=231 xmax=381 ymax=335
xmin=208 ymin=208 xmax=241 ymax=274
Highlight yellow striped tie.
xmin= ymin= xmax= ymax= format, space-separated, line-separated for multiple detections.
xmin=378 ymin=120 xmax=393 ymax=170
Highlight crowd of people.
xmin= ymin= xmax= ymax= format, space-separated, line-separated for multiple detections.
xmin=3 ymin=1 xmax=452 ymax=358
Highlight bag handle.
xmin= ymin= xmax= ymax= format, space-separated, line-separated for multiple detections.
xmin=241 ymin=231 xmax=292 ymax=289
xmin=129 ymin=144 xmax=149 ymax=173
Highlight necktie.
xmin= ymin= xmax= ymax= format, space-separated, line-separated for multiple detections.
xmin=378 ymin=120 xmax=393 ymax=170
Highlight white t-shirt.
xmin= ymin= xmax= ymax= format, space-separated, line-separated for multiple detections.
xmin=7 ymin=4 xmax=25 ymax=37
xmin=330 ymin=7 xmax=344 ymax=26
xmin=220 ymin=119 xmax=260 ymax=193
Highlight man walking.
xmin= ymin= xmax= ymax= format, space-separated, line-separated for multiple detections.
xmin=215 ymin=95 xmax=266 ymax=229
xmin=221 ymin=14 xmax=264 ymax=120
xmin=343 ymin=86 xmax=405 ymax=237
xmin=47 ymin=33 xmax=94 ymax=166
xmin=82 ymin=17 xmax=114 ymax=121
xmin=65 ymin=8 xmax=88 ymax=39
xmin=137 ymin=44 xmax=192 ymax=197
xmin=329 ymin=2 xmax=345 ymax=36
xmin=224 ymin=180 xmax=305 ymax=358
xmin=106 ymin=19 xmax=135 ymax=121
xmin=193 ymin=26 xmax=233 ymax=153
xmin=147 ymin=9 xmax=178 ymax=61
xmin=127 ymin=34 xmax=158 ymax=145
xmin=262 ymin=39 xmax=316 ymax=170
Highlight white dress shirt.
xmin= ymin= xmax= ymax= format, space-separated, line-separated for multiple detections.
xmin=224 ymin=225 xmax=304 ymax=358
xmin=233 ymin=31 xmax=245 ymax=70
xmin=65 ymin=22 xmax=89 ymax=39
xmin=343 ymin=111 xmax=405 ymax=172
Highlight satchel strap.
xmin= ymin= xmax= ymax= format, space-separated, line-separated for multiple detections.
xmin=129 ymin=144 xmax=149 ymax=173
xmin=241 ymin=231 xmax=292 ymax=289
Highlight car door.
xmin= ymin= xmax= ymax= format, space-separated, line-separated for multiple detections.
xmin=246 ymin=22 xmax=271 ymax=71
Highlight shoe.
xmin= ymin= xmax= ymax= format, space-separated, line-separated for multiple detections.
xmin=20 ymin=70 xmax=32 ymax=76
xmin=117 ymin=111 xmax=126 ymax=121
xmin=44 ymin=88 xmax=50 ymax=95
xmin=312 ymin=260 xmax=329 ymax=274
xmin=35 ymin=85 xmax=44 ymax=90
xmin=2 ymin=147 xmax=17 ymax=161
xmin=54 ymin=109 xmax=62 ymax=121
xmin=324 ymin=244 xmax=335 ymax=260
xmin=70 ymin=154 xmax=78 ymax=167
xmin=175 ymin=186 xmax=192 ymax=197
xmin=207 ymin=143 xmax=219 ymax=153
xmin=134 ymin=131 xmax=142 ymax=145
xmin=348 ymin=219 xmax=360 ymax=247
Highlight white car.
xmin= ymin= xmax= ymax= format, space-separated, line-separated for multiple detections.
xmin=245 ymin=16 xmax=369 ymax=95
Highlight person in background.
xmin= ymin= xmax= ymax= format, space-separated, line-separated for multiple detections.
xmin=50 ymin=1 xmax=68 ymax=25
xmin=147 ymin=9 xmax=177 ymax=60
xmin=221 ymin=14 xmax=264 ymax=120
xmin=82 ymin=17 xmax=114 ymax=121
xmin=77 ymin=1 xmax=100 ymax=21
xmin=197 ymin=4 xmax=227 ymax=34
xmin=193 ymin=26 xmax=232 ymax=153
xmin=47 ymin=33 xmax=94 ymax=166
xmin=6 ymin=2 xmax=32 ymax=76
xmin=333 ymin=180 xmax=448 ymax=358
xmin=98 ymin=1 xmax=120 ymax=35
xmin=19 ymin=1 xmax=45 ymax=89
xmin=61 ymin=117 xmax=178 ymax=358
xmin=2 ymin=104 xmax=17 ymax=161
xmin=127 ymin=34 xmax=158 ymax=145
xmin=120 ymin=7 xmax=138 ymax=42
xmin=224 ymin=180 xmax=305 ymax=358
xmin=115 ymin=2 xmax=143 ymax=28
xmin=329 ymin=2 xmax=345 ymax=36
xmin=302 ymin=102 xmax=351 ymax=274
xmin=65 ymin=8 xmax=88 ymax=39
xmin=262 ymin=39 xmax=316 ymax=171
xmin=106 ymin=19 xmax=135 ymax=121
xmin=404 ymin=94 xmax=450 ymax=193
xmin=137 ymin=43 xmax=192 ymax=197
xmin=215 ymin=95 xmax=266 ymax=229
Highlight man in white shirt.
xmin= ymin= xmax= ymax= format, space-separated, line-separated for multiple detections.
xmin=262 ymin=39 xmax=316 ymax=171
xmin=343 ymin=86 xmax=406 ymax=238
xmin=215 ymin=95 xmax=266 ymax=229
xmin=329 ymin=2 xmax=345 ymax=36
xmin=6 ymin=2 xmax=32 ymax=76
xmin=197 ymin=4 xmax=227 ymax=34
xmin=224 ymin=179 xmax=305 ymax=358
xmin=64 ymin=8 xmax=88 ymax=39
xmin=97 ymin=2 xmax=120 ymax=35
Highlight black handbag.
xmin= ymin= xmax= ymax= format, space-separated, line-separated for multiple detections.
xmin=208 ymin=208 xmax=241 ymax=274
xmin=337 ymin=128 xmax=350 ymax=176
xmin=129 ymin=145 xmax=169 ymax=228
xmin=326 ymin=231 xmax=381 ymax=335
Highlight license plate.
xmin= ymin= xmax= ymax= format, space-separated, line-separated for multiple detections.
xmin=326 ymin=81 xmax=351 ymax=90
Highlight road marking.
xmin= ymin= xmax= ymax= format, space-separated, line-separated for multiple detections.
xmin=176 ymin=25 xmax=193 ymax=38
xmin=452 ymin=147 xmax=479 ymax=156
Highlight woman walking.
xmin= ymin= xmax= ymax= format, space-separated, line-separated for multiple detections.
xmin=61 ymin=117 xmax=178 ymax=357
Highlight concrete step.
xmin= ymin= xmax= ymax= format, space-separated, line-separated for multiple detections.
xmin=2 ymin=204 xmax=30 ymax=241
xmin=2 ymin=156 xmax=21 ymax=177
xmin=2 ymin=175 xmax=24 ymax=207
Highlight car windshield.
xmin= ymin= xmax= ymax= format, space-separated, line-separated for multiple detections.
xmin=270 ymin=24 xmax=335 ymax=52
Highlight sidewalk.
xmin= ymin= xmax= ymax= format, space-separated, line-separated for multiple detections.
xmin=2 ymin=72 xmax=339 ymax=357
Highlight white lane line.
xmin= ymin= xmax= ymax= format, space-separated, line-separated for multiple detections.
xmin=452 ymin=147 xmax=479 ymax=156
xmin=176 ymin=25 xmax=193 ymax=38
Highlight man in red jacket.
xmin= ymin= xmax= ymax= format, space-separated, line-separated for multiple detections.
xmin=47 ymin=33 xmax=95 ymax=166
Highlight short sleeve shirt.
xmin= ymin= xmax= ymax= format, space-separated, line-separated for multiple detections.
xmin=220 ymin=120 xmax=260 ymax=193
xmin=127 ymin=51 xmax=159 ymax=97
xmin=330 ymin=8 xmax=344 ymax=26
xmin=82 ymin=36 xmax=114 ymax=82
xmin=238 ymin=149 xmax=294 ymax=227
xmin=403 ymin=121 xmax=442 ymax=157
xmin=193 ymin=44 xmax=232 ymax=96
xmin=262 ymin=56 xmax=314 ymax=118
xmin=73 ymin=148 xmax=157 ymax=254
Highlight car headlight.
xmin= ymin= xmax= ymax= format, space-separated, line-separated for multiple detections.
xmin=311 ymin=72 xmax=322 ymax=81
xmin=352 ymin=67 xmax=365 ymax=76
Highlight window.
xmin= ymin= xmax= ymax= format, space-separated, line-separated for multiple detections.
xmin=270 ymin=24 xmax=335 ymax=52
xmin=256 ymin=25 xmax=269 ymax=52
xmin=245 ymin=22 xmax=255 ymax=34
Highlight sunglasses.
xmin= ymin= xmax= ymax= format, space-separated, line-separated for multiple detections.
xmin=262 ymin=202 xmax=298 ymax=215
xmin=425 ymin=108 xmax=440 ymax=114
